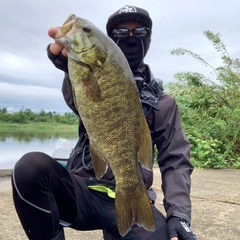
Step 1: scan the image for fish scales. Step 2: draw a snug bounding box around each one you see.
[55,14,156,236]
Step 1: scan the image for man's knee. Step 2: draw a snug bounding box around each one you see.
[12,152,54,193]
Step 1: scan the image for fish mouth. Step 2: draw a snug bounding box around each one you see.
[62,14,77,26]
[55,14,77,39]
[55,14,96,54]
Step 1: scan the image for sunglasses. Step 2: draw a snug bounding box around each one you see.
[111,27,150,39]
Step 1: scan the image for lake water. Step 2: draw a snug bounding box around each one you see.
[0,131,78,169]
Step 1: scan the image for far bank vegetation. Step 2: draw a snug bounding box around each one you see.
[0,108,79,125]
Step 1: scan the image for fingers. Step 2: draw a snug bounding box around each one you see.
[61,47,68,57]
[48,27,59,38]
[48,27,68,57]
[49,43,66,56]
[170,238,178,240]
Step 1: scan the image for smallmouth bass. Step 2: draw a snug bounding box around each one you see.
[55,14,155,236]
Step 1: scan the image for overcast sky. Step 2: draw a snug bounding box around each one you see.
[1,0,239,114]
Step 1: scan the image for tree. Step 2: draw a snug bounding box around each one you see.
[0,108,7,114]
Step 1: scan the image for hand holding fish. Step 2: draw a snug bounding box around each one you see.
[48,27,68,57]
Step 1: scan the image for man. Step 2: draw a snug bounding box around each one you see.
[11,5,197,240]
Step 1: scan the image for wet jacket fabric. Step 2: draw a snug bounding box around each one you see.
[47,46,194,224]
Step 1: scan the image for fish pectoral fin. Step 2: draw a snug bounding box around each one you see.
[90,145,108,179]
[115,181,156,237]
[85,78,102,101]
[137,118,153,170]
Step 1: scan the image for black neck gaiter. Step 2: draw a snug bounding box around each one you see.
[109,34,151,90]
[109,34,151,74]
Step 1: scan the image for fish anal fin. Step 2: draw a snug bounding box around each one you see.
[90,145,108,179]
[138,118,153,170]
[115,181,156,237]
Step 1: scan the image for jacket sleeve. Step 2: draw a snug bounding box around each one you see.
[46,44,69,73]
[61,73,79,116]
[46,44,79,116]
[153,93,194,224]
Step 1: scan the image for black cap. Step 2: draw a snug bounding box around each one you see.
[106,5,152,34]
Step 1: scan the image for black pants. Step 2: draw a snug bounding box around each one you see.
[12,152,169,240]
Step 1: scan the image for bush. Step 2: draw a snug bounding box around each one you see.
[10,111,28,124]
[168,30,240,168]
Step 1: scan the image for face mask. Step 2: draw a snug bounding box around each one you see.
[109,34,151,72]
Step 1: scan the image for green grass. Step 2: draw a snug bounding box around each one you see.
[0,123,79,141]
[0,122,78,132]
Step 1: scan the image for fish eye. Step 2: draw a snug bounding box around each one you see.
[83,25,91,33]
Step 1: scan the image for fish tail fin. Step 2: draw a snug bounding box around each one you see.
[115,181,156,237]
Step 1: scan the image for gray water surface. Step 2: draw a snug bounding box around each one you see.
[0,132,78,169]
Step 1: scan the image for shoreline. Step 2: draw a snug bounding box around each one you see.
[0,169,12,177]
[0,164,159,178]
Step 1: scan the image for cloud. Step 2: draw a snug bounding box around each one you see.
[0,82,70,113]
[0,52,63,88]
[1,0,240,113]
